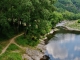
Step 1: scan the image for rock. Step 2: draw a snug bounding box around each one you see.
[36,44,46,53]
[22,29,55,60]
[31,56,40,60]
[22,54,33,60]
[26,48,43,60]
[40,55,50,60]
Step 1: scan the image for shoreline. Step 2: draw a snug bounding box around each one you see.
[22,20,80,60]
[22,29,55,60]
[64,20,80,31]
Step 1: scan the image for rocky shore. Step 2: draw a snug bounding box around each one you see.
[22,29,54,60]
[56,20,80,32]
[22,20,80,60]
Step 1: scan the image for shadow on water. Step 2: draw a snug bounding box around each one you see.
[56,26,80,34]
[44,26,80,45]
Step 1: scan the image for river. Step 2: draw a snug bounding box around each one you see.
[45,24,80,60]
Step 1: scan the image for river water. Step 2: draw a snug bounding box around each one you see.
[45,28,80,60]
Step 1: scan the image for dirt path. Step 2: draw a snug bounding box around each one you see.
[0,33,24,56]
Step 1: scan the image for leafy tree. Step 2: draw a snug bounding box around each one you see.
[62,11,75,20]
[0,0,56,40]
[49,11,63,26]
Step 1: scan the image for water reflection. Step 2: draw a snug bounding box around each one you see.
[55,33,75,43]
[46,33,80,60]
[46,42,68,60]
[74,46,80,51]
[74,57,80,60]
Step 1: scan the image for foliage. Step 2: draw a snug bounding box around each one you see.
[62,11,75,20]
[0,0,56,40]
[54,0,80,20]
[0,44,22,60]
[55,0,80,13]
[7,44,19,51]
[0,52,22,60]
[49,11,63,26]
[15,35,39,47]
[78,19,80,23]
[38,20,52,35]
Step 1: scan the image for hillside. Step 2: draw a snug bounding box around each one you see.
[55,0,80,13]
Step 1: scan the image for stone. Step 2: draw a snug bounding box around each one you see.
[40,55,50,60]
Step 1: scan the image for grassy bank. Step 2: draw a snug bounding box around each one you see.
[15,35,40,47]
[65,20,80,30]
[0,44,22,60]
[0,52,22,60]
[0,40,9,53]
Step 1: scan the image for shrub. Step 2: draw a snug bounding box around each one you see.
[78,19,80,23]
[15,35,39,47]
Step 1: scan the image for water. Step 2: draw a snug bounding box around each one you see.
[45,30,80,60]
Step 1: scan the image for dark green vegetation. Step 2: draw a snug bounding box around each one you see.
[78,19,80,23]
[55,0,80,13]
[0,1,58,60]
[0,0,61,57]
[16,35,39,47]
[0,0,80,60]
[0,0,62,45]
[0,0,59,41]
[7,44,19,51]
[55,0,80,20]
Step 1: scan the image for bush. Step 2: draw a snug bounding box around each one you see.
[15,35,39,47]
[78,19,80,23]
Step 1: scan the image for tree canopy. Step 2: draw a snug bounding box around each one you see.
[0,0,57,40]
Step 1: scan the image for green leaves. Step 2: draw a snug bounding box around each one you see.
[49,11,63,26]
[0,0,56,40]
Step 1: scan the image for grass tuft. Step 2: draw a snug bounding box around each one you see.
[15,35,39,47]
[7,44,19,51]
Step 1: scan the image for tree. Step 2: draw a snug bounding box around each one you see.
[0,0,56,40]
[49,11,63,26]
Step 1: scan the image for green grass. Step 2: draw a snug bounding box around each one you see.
[0,40,9,53]
[7,44,19,51]
[0,32,18,53]
[0,51,22,60]
[15,35,39,47]
[65,20,80,30]
[0,44,22,60]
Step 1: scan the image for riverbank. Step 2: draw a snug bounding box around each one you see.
[64,20,80,31]
[22,29,55,60]
[23,20,80,60]
[0,29,56,60]
[1,20,79,60]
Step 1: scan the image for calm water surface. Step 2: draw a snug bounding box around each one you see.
[45,31,80,60]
